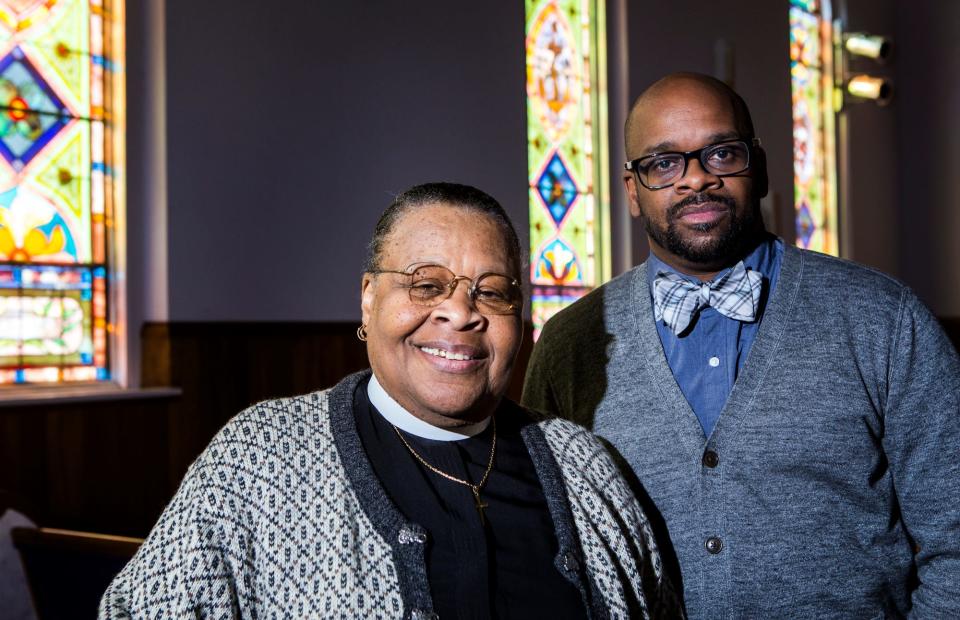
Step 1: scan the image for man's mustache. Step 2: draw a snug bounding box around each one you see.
[667,193,736,219]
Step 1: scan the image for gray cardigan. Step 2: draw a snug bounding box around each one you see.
[99,370,679,619]
[523,244,960,619]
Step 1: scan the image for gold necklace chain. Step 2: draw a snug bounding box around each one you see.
[393,417,497,525]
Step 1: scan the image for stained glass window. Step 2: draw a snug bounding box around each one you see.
[0,0,124,385]
[525,0,610,339]
[790,0,839,255]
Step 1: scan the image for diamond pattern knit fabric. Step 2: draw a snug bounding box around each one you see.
[538,418,675,619]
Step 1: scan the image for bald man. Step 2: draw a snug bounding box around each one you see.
[522,73,960,618]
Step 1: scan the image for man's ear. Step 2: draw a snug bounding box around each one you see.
[623,173,643,218]
[753,146,769,199]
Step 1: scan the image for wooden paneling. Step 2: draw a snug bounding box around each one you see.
[142,322,372,486]
[0,395,177,537]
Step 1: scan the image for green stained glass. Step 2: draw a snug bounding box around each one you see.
[790,0,819,13]
[790,0,838,255]
[0,0,123,385]
[525,0,610,339]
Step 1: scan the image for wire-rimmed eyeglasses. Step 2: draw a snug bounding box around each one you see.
[624,138,760,190]
[370,263,522,315]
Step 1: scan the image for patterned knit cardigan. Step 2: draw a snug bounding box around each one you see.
[99,371,677,619]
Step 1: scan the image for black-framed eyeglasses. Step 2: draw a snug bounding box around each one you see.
[370,263,523,316]
[624,138,760,190]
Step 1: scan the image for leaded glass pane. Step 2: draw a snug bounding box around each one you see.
[0,0,122,385]
[790,0,839,255]
[525,0,610,339]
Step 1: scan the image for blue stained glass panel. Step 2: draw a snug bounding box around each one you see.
[0,47,70,170]
[536,152,578,225]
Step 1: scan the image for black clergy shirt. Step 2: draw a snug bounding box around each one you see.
[353,379,586,619]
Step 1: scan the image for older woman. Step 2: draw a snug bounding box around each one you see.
[100,183,679,619]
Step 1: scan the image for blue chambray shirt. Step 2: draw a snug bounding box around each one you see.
[647,235,783,437]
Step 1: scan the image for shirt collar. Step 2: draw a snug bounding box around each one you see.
[367,372,491,442]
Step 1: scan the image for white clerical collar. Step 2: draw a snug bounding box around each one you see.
[367,373,490,441]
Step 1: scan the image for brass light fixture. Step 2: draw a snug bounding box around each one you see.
[838,30,894,106]
[846,75,892,102]
[844,33,891,61]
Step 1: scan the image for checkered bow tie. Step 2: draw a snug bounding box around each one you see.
[653,260,763,335]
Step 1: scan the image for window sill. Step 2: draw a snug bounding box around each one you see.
[0,384,182,408]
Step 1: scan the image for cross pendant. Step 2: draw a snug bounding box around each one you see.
[472,488,488,526]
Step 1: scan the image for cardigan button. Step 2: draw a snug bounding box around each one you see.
[702,450,719,468]
[411,609,439,620]
[705,536,723,554]
[398,526,427,545]
[562,551,580,572]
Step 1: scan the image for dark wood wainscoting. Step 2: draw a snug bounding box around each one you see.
[142,321,373,492]
[0,394,177,537]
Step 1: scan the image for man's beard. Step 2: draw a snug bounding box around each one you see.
[641,192,759,265]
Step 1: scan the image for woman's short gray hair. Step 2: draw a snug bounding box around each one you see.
[364,182,523,277]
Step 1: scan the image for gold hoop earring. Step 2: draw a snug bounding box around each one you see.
[356,324,368,342]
